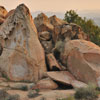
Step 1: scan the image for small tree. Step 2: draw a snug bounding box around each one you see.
[64,10,79,23]
[64,10,100,46]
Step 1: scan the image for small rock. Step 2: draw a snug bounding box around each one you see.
[32,78,58,90]
[39,31,51,41]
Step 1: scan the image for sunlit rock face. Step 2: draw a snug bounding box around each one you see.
[0,6,8,25]
[34,13,54,32]
[0,6,8,18]
[0,4,47,82]
[60,40,100,86]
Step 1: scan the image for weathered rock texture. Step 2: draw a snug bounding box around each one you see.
[34,13,88,55]
[52,23,88,43]
[60,40,100,86]
[0,6,8,18]
[0,6,8,25]
[34,13,54,32]
[49,15,67,26]
[0,4,47,82]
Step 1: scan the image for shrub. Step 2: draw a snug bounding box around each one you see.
[27,90,39,98]
[6,94,20,100]
[74,85,99,100]
[56,96,75,100]
[67,96,75,100]
[56,98,67,100]
[11,84,28,91]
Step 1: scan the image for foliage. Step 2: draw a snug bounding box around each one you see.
[6,94,20,100]
[56,98,67,100]
[67,96,75,100]
[27,90,39,98]
[56,96,75,100]
[74,84,100,100]
[64,10,100,46]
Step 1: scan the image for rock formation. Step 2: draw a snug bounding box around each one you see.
[59,40,100,86]
[34,13,54,32]
[0,4,47,82]
[47,71,87,88]
[1,3,100,100]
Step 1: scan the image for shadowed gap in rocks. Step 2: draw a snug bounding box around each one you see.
[54,81,73,90]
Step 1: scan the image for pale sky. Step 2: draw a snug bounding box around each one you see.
[0,0,100,12]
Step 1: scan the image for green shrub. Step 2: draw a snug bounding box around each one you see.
[56,96,75,100]
[56,98,67,100]
[67,96,75,100]
[74,85,99,100]
[27,90,39,98]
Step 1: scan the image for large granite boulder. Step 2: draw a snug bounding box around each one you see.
[60,40,100,86]
[0,4,47,82]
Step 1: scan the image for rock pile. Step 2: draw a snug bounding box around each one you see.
[0,4,100,97]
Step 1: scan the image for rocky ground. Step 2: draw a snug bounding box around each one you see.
[0,3,100,100]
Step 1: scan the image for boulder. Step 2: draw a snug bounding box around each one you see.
[32,78,58,90]
[0,4,47,82]
[70,23,87,40]
[52,23,88,43]
[0,6,8,18]
[39,31,51,41]
[46,53,62,71]
[49,15,67,26]
[34,13,54,32]
[60,40,100,86]
[47,71,87,88]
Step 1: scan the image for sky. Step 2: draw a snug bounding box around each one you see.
[0,0,100,13]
